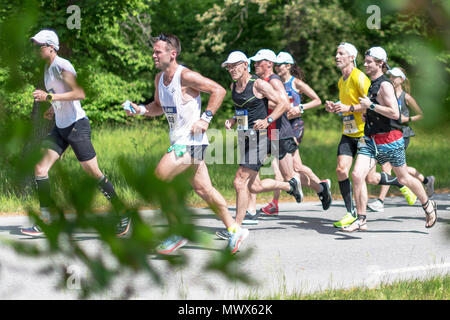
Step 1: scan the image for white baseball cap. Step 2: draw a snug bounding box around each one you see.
[31,29,59,51]
[365,46,388,63]
[249,49,277,62]
[275,51,295,64]
[387,67,406,80]
[221,51,249,67]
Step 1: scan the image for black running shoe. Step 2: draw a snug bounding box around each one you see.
[318,179,332,210]
[287,177,303,203]
[116,216,132,237]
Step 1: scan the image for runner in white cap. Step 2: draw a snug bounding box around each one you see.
[343,47,437,232]
[124,33,239,254]
[215,51,303,247]
[368,66,435,212]
[241,48,305,225]
[21,29,131,237]
[257,51,332,218]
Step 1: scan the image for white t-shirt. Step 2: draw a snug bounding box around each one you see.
[158,65,209,146]
[44,56,86,128]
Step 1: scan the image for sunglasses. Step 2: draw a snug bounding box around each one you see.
[154,33,176,48]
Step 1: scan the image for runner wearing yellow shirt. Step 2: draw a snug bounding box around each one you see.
[325,43,416,228]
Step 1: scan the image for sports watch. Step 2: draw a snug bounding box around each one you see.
[201,110,214,123]
[267,116,274,124]
[369,103,376,111]
[46,93,53,102]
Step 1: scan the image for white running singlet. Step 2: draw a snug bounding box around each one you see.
[158,65,209,146]
[44,56,86,128]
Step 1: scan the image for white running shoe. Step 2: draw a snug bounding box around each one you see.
[367,199,384,212]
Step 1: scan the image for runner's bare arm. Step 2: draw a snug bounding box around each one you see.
[32,70,85,102]
[253,78,289,129]
[403,93,424,123]
[126,73,164,117]
[359,82,399,120]
[294,78,322,110]
[181,69,226,134]
[181,69,226,115]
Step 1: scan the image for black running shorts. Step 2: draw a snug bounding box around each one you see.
[337,134,361,158]
[42,117,97,162]
[271,137,298,160]
[238,130,270,172]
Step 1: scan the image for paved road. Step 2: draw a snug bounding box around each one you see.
[0,194,449,299]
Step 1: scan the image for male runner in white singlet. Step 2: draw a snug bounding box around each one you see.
[124,33,241,254]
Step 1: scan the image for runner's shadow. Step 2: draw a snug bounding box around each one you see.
[0,225,24,236]
[277,217,362,240]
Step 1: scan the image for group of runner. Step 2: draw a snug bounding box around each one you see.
[21,30,438,255]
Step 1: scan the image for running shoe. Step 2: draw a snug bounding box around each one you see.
[400,185,417,205]
[227,228,249,254]
[318,179,332,210]
[261,201,279,217]
[287,177,303,203]
[20,225,44,237]
[216,229,231,240]
[333,211,357,228]
[156,235,188,254]
[424,176,435,198]
[367,199,384,212]
[341,218,368,232]
[116,216,132,237]
[242,210,259,225]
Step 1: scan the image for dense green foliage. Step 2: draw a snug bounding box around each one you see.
[0,0,448,126]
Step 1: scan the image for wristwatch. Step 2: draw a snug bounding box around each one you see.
[46,93,53,102]
[201,110,214,123]
[369,103,376,111]
[267,116,274,124]
[350,105,355,112]
[299,104,304,114]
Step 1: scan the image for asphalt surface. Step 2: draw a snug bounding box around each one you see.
[0,194,449,299]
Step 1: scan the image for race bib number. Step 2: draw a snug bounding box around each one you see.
[342,114,358,134]
[163,106,177,130]
[235,109,248,131]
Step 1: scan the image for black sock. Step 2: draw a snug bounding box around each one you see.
[338,178,354,214]
[35,176,51,208]
[98,175,118,202]
[423,177,429,185]
[379,172,403,188]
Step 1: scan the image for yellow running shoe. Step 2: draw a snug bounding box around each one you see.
[333,212,357,228]
[400,186,417,205]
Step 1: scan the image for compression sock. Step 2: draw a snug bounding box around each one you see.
[35,175,52,223]
[98,175,118,202]
[339,178,355,216]
[379,172,403,188]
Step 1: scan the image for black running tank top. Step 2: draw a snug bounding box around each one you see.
[232,75,268,130]
[365,75,402,136]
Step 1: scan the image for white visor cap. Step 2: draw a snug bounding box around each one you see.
[387,67,406,80]
[338,42,358,59]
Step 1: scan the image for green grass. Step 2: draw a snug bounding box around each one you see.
[1,123,449,213]
[256,275,450,300]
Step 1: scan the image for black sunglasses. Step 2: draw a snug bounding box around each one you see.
[154,33,174,47]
